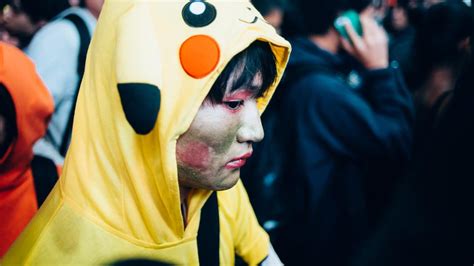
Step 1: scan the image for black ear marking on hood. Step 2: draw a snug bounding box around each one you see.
[182,0,217,28]
[117,83,160,135]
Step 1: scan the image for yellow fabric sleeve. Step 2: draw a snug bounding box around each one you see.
[218,180,269,265]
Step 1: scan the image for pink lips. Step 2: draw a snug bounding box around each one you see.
[225,152,253,170]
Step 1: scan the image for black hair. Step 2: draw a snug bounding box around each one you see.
[206,40,277,103]
[282,0,371,36]
[20,0,70,23]
[0,83,17,158]
[397,0,411,9]
[414,2,474,83]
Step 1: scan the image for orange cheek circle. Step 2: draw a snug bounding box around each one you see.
[180,35,220,79]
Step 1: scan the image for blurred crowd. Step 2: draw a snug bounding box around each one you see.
[0,0,102,256]
[0,0,473,264]
[244,0,474,265]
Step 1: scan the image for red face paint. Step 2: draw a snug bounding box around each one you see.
[176,141,210,170]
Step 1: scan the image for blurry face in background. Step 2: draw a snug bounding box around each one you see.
[176,74,264,191]
[84,0,104,19]
[0,4,18,47]
[392,6,409,31]
[1,0,41,47]
[264,7,283,33]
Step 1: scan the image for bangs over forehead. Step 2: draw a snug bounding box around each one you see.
[207,41,277,103]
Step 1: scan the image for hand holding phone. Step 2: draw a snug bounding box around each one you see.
[334,10,363,40]
[339,14,389,70]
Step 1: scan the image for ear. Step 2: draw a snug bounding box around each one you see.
[115,4,162,135]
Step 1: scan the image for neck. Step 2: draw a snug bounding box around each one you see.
[419,67,457,108]
[180,185,191,204]
[179,185,191,226]
[309,29,340,54]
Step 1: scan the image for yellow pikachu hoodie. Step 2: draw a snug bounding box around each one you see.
[3,0,290,264]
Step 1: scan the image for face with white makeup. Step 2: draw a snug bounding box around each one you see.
[176,41,277,192]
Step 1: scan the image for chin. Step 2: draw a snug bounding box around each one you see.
[211,174,240,191]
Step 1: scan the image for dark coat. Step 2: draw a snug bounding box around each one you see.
[246,37,415,265]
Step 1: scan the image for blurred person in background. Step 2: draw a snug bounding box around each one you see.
[384,0,416,83]
[0,42,53,257]
[11,0,104,165]
[2,0,69,49]
[411,1,473,150]
[251,0,286,32]
[402,0,427,27]
[243,0,415,264]
[353,10,474,265]
[424,0,444,6]
[425,0,467,7]
[0,0,103,212]
[398,0,467,28]
[0,0,20,46]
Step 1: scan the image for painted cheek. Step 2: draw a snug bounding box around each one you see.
[176,141,211,170]
[211,121,241,155]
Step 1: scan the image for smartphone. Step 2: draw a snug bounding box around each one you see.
[334,10,363,40]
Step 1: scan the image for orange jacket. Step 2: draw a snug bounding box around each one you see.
[0,43,54,257]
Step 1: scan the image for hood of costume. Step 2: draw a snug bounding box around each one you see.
[3,0,290,264]
[0,43,53,257]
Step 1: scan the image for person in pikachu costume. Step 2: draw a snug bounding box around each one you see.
[3,0,291,265]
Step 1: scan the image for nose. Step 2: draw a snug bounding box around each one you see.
[236,100,264,143]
